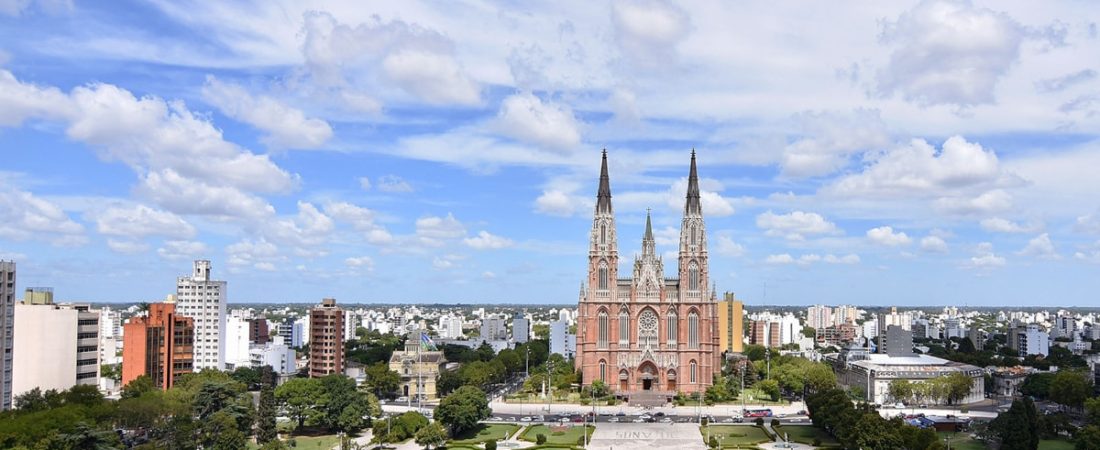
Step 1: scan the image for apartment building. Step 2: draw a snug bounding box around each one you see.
[309,298,345,377]
[0,261,15,410]
[175,260,227,370]
[122,302,194,389]
[11,301,100,401]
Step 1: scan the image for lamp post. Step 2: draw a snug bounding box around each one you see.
[546,359,554,416]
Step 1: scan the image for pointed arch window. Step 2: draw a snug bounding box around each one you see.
[690,225,696,246]
[599,360,607,382]
[638,309,659,349]
[688,262,699,291]
[597,311,609,349]
[598,262,609,291]
[688,311,700,349]
[690,360,698,384]
[618,309,630,346]
[667,310,678,345]
[600,223,606,244]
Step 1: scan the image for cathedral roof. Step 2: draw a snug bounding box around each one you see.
[596,149,612,214]
[685,149,702,216]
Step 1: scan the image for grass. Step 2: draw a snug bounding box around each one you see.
[1038,439,1075,450]
[701,425,774,447]
[935,432,1075,450]
[449,424,521,444]
[772,424,839,446]
[519,424,594,445]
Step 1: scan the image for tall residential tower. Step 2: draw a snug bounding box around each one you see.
[175,260,227,370]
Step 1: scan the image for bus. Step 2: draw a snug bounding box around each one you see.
[743,409,773,418]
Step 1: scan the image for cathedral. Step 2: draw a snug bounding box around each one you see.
[576,150,721,399]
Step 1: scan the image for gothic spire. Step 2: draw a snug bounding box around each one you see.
[642,208,656,256]
[596,149,612,214]
[684,149,702,215]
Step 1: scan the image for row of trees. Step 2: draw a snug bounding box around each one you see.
[806,388,947,449]
[1019,370,1094,410]
[371,386,491,448]
[701,345,838,404]
[274,375,381,432]
[886,373,974,406]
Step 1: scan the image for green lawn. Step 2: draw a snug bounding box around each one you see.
[936,432,1074,450]
[772,425,839,446]
[247,433,344,450]
[519,424,594,445]
[449,424,521,444]
[701,425,774,447]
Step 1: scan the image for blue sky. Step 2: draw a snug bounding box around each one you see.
[1,0,1099,306]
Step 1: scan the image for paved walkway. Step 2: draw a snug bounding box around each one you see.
[588,423,706,450]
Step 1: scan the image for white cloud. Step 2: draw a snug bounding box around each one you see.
[416,213,466,246]
[299,12,479,106]
[1075,210,1100,234]
[0,186,85,244]
[715,235,745,257]
[201,76,332,150]
[612,0,691,68]
[0,69,69,126]
[1017,233,1058,259]
[464,230,514,250]
[666,177,735,217]
[106,239,149,254]
[534,190,583,217]
[1035,69,1096,93]
[824,254,861,264]
[765,253,858,266]
[866,226,912,246]
[482,271,496,279]
[920,235,949,253]
[980,217,1039,233]
[358,177,372,190]
[780,109,891,178]
[137,169,275,220]
[827,136,1009,197]
[966,242,1006,269]
[756,210,839,241]
[345,256,374,270]
[377,175,413,193]
[260,202,334,253]
[1074,241,1100,264]
[93,204,194,238]
[225,238,281,269]
[432,254,465,270]
[765,253,796,265]
[877,0,1027,107]
[932,189,1013,215]
[157,240,209,261]
[495,93,582,152]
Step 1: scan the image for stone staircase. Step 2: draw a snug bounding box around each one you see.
[628,390,672,407]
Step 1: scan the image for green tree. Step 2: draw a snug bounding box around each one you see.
[744,345,766,362]
[193,380,252,432]
[275,377,323,429]
[373,411,429,443]
[256,366,278,444]
[1020,372,1055,399]
[318,374,371,432]
[1076,425,1100,450]
[414,422,448,450]
[802,363,837,394]
[1049,370,1093,410]
[121,375,157,399]
[990,397,1040,450]
[58,422,120,450]
[204,409,249,450]
[942,372,974,405]
[589,379,609,398]
[230,366,262,389]
[436,386,491,435]
[363,363,401,398]
[888,379,913,404]
[757,379,780,401]
[1085,397,1100,424]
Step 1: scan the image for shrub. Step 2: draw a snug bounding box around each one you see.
[771,418,780,428]
[576,436,586,446]
[536,434,547,445]
[701,417,709,426]
[709,436,719,448]
[812,438,822,446]
[484,440,496,450]
[960,407,969,414]
[580,397,590,405]
[754,417,764,427]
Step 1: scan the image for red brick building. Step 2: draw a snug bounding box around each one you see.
[122,302,194,389]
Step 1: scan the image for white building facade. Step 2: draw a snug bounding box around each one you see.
[175,260,227,370]
[11,303,100,402]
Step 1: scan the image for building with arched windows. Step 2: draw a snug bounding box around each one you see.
[576,151,721,400]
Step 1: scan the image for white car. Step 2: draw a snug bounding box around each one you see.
[632,418,646,423]
[894,403,905,409]
[608,417,620,423]
[520,416,533,422]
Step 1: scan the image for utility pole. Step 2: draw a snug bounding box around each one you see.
[546,359,553,417]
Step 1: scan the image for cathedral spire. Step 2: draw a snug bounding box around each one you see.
[685,149,702,216]
[642,208,656,257]
[596,149,612,214]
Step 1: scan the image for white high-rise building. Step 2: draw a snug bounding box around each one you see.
[833,305,858,326]
[437,314,464,339]
[12,302,100,402]
[175,260,227,370]
[806,305,833,330]
[224,315,251,369]
[512,312,530,343]
[550,319,575,358]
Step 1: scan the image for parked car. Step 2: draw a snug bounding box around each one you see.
[632,418,646,423]
[894,403,905,409]
[616,412,627,417]
[394,396,408,403]
[720,418,734,423]
[609,417,620,423]
[520,416,533,422]
[660,418,672,423]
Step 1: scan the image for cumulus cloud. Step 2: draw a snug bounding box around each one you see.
[780,109,891,178]
[1035,69,1097,93]
[299,12,479,106]
[920,235,949,253]
[225,238,281,269]
[965,242,1005,269]
[157,240,209,261]
[1075,210,1100,234]
[358,177,372,190]
[416,213,466,246]
[495,92,582,151]
[535,190,584,217]
[980,217,1039,233]
[261,202,334,252]
[464,230,514,250]
[345,256,374,270]
[0,185,85,244]
[137,170,275,220]
[866,226,912,246]
[1074,241,1100,263]
[376,175,413,193]
[765,253,859,266]
[666,177,734,217]
[106,239,149,254]
[93,204,195,238]
[201,76,332,149]
[933,189,1013,215]
[715,235,745,257]
[877,0,1027,107]
[612,0,691,68]
[432,254,464,270]
[0,69,69,126]
[1017,233,1058,259]
[324,202,392,245]
[756,210,839,241]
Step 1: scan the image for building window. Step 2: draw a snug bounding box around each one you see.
[618,309,629,346]
[598,262,609,291]
[599,360,606,382]
[638,309,658,349]
[600,224,606,244]
[688,312,699,349]
[690,360,697,384]
[688,262,699,291]
[597,311,609,349]
[667,310,678,345]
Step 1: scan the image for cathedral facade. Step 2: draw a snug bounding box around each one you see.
[576,151,721,398]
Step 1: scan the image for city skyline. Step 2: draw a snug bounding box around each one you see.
[2,2,1100,306]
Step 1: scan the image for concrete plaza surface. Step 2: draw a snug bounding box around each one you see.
[587,423,705,450]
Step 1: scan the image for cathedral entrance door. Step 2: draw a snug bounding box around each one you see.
[643,379,652,390]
